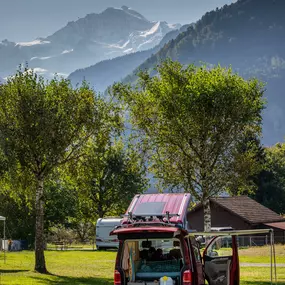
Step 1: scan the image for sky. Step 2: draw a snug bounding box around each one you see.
[0,0,236,42]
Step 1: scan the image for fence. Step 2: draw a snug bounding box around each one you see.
[237,235,285,247]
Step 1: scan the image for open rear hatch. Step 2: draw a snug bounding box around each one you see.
[111,226,190,285]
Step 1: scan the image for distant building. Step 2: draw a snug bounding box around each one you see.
[187,196,285,244]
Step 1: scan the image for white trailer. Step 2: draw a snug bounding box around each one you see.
[95,217,122,250]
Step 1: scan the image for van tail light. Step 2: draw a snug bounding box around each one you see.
[114,270,121,285]
[183,269,192,285]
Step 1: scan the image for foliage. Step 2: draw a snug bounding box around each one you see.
[0,68,108,273]
[251,143,285,214]
[0,192,35,246]
[44,172,79,230]
[73,137,148,219]
[113,60,265,231]
[0,174,78,246]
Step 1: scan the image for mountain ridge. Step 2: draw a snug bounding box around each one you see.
[0,6,180,79]
[68,24,190,92]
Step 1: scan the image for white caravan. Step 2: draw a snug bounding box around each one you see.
[95,217,122,250]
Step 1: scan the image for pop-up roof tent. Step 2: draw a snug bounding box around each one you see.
[0,215,6,263]
[121,193,191,228]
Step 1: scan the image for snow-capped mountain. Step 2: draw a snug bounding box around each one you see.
[0,6,180,79]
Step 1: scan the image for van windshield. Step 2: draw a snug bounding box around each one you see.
[121,238,183,281]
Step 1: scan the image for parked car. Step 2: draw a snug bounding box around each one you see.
[96,217,122,250]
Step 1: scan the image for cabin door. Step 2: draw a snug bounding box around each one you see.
[203,236,239,285]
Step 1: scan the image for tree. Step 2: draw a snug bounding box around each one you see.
[113,60,265,231]
[74,138,148,219]
[0,69,107,273]
[251,143,285,214]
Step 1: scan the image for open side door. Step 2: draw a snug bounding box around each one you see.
[203,236,239,285]
[189,236,205,285]
[187,229,276,285]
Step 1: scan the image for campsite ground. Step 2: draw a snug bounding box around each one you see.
[0,246,284,284]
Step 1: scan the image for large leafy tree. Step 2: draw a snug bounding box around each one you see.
[113,60,265,231]
[0,69,107,273]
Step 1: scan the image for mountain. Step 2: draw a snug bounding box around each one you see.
[123,0,285,146]
[0,6,180,79]
[68,24,190,92]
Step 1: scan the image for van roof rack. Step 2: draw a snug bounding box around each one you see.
[121,211,181,226]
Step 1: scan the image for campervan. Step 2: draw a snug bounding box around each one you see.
[111,193,276,285]
[111,193,205,285]
[96,217,122,250]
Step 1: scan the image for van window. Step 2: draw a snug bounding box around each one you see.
[206,236,233,257]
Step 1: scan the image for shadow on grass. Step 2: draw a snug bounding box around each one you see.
[31,275,113,285]
[0,269,29,274]
[46,249,117,252]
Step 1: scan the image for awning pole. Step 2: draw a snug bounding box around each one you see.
[270,230,273,285]
[4,219,6,264]
[272,231,277,284]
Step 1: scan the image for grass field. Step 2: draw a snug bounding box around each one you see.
[0,246,284,284]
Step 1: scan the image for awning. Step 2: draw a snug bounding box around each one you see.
[187,229,272,237]
[265,221,285,230]
[0,216,5,221]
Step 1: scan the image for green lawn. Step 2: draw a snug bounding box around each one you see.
[214,245,285,264]
[0,247,284,284]
[239,245,285,264]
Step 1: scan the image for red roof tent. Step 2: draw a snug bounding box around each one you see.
[122,193,191,227]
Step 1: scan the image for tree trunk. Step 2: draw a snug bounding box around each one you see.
[34,175,47,273]
[203,198,211,232]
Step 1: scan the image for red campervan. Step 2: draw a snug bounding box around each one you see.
[110,193,240,285]
[111,193,199,285]
[111,193,276,285]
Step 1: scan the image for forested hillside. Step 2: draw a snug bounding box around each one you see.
[124,0,285,145]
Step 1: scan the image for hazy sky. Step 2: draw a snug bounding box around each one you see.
[1,0,236,42]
